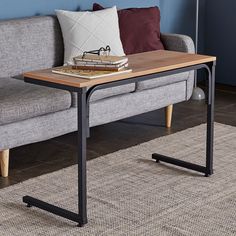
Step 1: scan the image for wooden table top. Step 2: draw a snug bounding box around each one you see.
[24,50,216,88]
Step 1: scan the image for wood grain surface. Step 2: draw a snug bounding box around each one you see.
[24,50,216,88]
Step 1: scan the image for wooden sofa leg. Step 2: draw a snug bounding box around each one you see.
[165,105,173,128]
[0,150,10,177]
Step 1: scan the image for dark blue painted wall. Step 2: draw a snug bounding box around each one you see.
[160,0,196,37]
[0,0,79,20]
[160,0,235,86]
[159,0,206,54]
[78,0,159,10]
[0,0,199,48]
[205,0,236,86]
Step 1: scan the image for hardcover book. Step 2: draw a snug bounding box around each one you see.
[73,54,128,65]
[72,62,128,72]
[52,66,132,79]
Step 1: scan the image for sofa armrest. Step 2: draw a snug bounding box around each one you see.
[161,33,195,53]
[161,33,195,100]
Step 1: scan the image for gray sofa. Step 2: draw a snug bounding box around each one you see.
[0,16,195,177]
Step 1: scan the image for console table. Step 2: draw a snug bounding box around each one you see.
[23,50,216,227]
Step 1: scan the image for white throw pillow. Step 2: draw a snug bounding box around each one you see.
[56,7,125,65]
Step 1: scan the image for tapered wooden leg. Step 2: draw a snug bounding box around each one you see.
[165,105,173,128]
[0,149,9,177]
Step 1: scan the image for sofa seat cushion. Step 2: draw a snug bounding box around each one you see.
[71,83,136,107]
[90,83,136,102]
[0,78,72,125]
[136,72,190,91]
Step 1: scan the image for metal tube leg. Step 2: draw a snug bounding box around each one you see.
[205,62,216,177]
[152,62,216,177]
[22,90,89,226]
[77,89,88,226]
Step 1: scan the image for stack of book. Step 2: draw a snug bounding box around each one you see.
[52,54,132,79]
[73,55,129,72]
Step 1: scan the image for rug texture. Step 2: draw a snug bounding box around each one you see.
[0,123,235,236]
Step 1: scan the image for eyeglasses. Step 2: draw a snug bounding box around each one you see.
[82,45,111,59]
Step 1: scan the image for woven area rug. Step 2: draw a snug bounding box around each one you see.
[0,123,236,236]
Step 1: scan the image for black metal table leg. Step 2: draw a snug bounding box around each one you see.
[77,88,88,227]
[23,196,81,222]
[23,88,88,227]
[152,61,216,177]
[205,62,215,177]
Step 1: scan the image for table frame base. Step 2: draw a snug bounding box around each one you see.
[23,61,216,226]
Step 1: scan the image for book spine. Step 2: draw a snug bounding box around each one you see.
[74,58,128,65]
[75,60,128,66]
[75,62,128,67]
[72,65,125,72]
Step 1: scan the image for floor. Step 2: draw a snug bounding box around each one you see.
[1,85,235,189]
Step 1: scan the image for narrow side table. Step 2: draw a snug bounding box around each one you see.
[23,50,216,226]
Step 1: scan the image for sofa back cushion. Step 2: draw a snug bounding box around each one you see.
[56,7,125,65]
[93,3,164,55]
[0,16,64,77]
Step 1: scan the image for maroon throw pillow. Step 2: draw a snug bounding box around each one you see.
[93,3,164,55]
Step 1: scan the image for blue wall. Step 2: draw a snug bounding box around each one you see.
[0,0,79,20]
[160,0,235,86]
[0,0,158,20]
[0,0,197,46]
[160,0,196,36]
[159,0,206,54]
[78,0,159,10]
[205,0,236,86]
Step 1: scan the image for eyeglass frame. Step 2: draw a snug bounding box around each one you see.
[82,45,111,59]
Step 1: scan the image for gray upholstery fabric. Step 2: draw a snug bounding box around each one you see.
[136,72,190,91]
[0,108,77,150]
[186,71,195,100]
[161,33,195,53]
[71,84,136,107]
[13,74,135,107]
[0,81,187,150]
[0,16,64,77]
[0,78,71,125]
[89,81,187,127]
